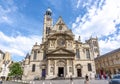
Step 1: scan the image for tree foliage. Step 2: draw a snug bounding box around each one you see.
[9,62,23,77]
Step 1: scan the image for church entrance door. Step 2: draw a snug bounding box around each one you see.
[77,69,82,77]
[42,69,46,78]
[58,67,64,77]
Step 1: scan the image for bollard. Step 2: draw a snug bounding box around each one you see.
[42,81,45,84]
[33,81,35,84]
[71,81,73,84]
[30,81,32,84]
[49,81,52,84]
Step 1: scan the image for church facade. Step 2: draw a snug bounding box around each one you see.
[22,8,100,80]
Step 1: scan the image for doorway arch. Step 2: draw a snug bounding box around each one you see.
[57,61,66,77]
[76,64,82,77]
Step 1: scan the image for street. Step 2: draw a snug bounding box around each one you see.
[3,79,109,84]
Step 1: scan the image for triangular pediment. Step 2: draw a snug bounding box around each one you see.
[47,48,75,55]
[52,16,69,31]
[56,16,65,25]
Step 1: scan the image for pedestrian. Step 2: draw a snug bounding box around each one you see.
[108,73,112,79]
[84,74,89,84]
[70,75,73,84]
[85,74,88,80]
[0,78,2,84]
[84,78,89,84]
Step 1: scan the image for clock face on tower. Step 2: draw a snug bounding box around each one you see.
[57,38,65,46]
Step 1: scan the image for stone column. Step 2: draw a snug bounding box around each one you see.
[54,60,57,77]
[46,60,50,79]
[73,60,76,77]
[66,60,69,77]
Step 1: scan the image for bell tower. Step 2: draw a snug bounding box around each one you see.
[42,8,53,43]
[86,37,100,58]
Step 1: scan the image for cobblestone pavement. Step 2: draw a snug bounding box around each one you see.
[34,79,109,84]
[3,79,109,84]
[3,81,28,84]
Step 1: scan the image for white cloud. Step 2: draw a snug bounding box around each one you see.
[76,0,81,8]
[72,0,120,54]
[0,31,41,57]
[0,0,18,24]
[99,34,120,54]
[1,16,12,24]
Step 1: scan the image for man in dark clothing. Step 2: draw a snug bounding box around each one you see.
[84,74,89,84]
[70,76,73,84]
[85,74,89,80]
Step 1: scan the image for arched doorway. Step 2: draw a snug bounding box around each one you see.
[57,61,66,77]
[76,64,82,77]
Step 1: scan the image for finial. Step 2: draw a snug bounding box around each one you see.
[35,42,37,45]
[78,36,81,42]
[90,35,92,38]
[96,36,98,39]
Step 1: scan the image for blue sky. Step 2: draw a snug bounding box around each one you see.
[0,0,120,61]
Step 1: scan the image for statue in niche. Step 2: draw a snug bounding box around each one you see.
[52,41,55,47]
[50,60,54,66]
[50,40,55,47]
[67,41,72,47]
[50,67,54,72]
[59,25,62,30]
[69,67,72,72]
[68,60,72,65]
[70,41,72,47]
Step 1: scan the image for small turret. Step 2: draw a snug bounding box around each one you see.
[42,8,53,43]
[25,53,30,64]
[86,37,100,58]
[78,36,81,42]
[46,8,52,16]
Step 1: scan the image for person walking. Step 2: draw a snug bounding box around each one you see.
[84,74,89,84]
[0,78,2,84]
[70,75,73,84]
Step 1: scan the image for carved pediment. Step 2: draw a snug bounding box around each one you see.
[48,33,73,40]
[53,49,68,54]
[47,48,75,55]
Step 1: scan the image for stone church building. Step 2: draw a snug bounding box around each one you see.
[22,8,100,80]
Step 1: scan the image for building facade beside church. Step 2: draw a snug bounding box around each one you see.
[22,8,100,80]
[0,50,12,80]
[95,48,120,76]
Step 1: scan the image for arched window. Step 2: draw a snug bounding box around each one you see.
[76,49,80,58]
[59,25,62,30]
[33,51,37,60]
[43,50,46,59]
[46,27,50,34]
[88,63,92,71]
[93,41,97,46]
[86,49,90,59]
[32,64,36,72]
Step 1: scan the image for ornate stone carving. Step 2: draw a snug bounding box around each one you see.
[76,64,82,69]
[50,67,54,72]
[57,61,65,67]
[50,60,54,66]
[57,38,65,46]
[68,60,72,65]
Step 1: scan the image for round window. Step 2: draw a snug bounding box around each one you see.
[57,38,65,46]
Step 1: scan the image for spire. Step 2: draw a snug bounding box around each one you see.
[78,36,81,42]
[25,53,29,59]
[56,16,65,25]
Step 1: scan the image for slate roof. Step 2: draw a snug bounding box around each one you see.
[95,48,120,60]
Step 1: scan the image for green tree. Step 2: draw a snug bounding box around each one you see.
[9,62,23,79]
